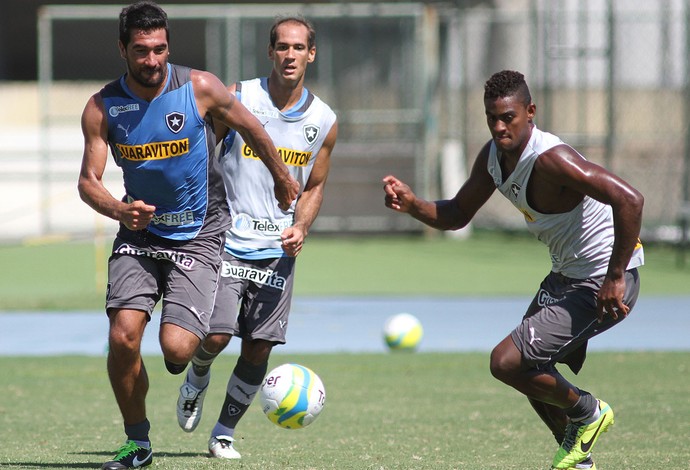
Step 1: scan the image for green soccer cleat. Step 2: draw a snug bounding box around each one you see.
[102,440,152,470]
[568,454,596,469]
[552,400,613,469]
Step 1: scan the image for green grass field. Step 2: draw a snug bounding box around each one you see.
[1,352,688,469]
[1,231,689,310]
[1,232,688,469]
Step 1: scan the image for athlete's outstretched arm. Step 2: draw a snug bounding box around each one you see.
[192,70,298,210]
[77,93,155,230]
[281,122,338,257]
[383,141,496,230]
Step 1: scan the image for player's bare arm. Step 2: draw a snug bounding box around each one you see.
[211,83,239,140]
[535,145,644,320]
[192,70,299,210]
[383,141,496,230]
[78,93,155,230]
[282,122,338,257]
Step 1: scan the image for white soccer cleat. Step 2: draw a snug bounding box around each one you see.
[208,435,241,459]
[176,381,207,432]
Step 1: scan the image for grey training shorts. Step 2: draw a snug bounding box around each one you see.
[208,252,295,344]
[511,268,640,374]
[106,231,225,340]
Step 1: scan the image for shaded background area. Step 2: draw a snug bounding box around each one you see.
[1,0,689,244]
[0,0,488,81]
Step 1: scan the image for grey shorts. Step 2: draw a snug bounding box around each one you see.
[106,231,225,340]
[209,252,295,343]
[511,268,640,374]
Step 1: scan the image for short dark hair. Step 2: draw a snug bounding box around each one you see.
[119,1,169,47]
[269,16,316,50]
[484,70,532,106]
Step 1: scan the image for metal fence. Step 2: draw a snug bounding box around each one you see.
[3,0,687,242]
[443,0,690,243]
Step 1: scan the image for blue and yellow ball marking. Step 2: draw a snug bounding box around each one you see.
[267,364,314,429]
[384,313,423,351]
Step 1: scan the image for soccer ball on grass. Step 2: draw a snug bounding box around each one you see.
[259,363,326,429]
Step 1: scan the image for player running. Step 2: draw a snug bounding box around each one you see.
[383,70,643,469]
[175,15,337,459]
[78,2,298,468]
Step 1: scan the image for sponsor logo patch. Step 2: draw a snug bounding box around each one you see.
[114,243,196,269]
[116,138,189,161]
[109,103,139,117]
[221,261,286,290]
[248,106,279,119]
[537,289,560,307]
[232,212,292,234]
[151,210,195,226]
[241,143,311,167]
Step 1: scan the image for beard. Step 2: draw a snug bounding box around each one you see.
[128,62,167,89]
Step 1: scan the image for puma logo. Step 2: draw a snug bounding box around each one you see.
[529,326,542,345]
[117,123,130,138]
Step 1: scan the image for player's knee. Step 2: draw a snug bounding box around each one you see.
[161,342,195,364]
[489,346,518,383]
[159,323,200,361]
[242,339,274,365]
[107,311,146,354]
[489,352,504,381]
[160,339,197,370]
[164,358,187,375]
[203,333,231,354]
[489,335,524,383]
[108,328,142,355]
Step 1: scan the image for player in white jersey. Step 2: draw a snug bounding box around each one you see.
[382,70,644,470]
[175,16,337,459]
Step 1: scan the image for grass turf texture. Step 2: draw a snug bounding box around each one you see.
[1,352,688,469]
[1,231,689,310]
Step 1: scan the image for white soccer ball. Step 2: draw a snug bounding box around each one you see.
[259,363,326,429]
[383,313,423,351]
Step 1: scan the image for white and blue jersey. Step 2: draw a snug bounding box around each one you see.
[101,63,229,241]
[220,77,336,259]
[487,126,644,278]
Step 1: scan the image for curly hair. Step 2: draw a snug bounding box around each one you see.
[484,70,532,105]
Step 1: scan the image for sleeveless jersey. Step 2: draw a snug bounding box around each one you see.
[487,126,644,278]
[220,77,337,258]
[101,63,229,241]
